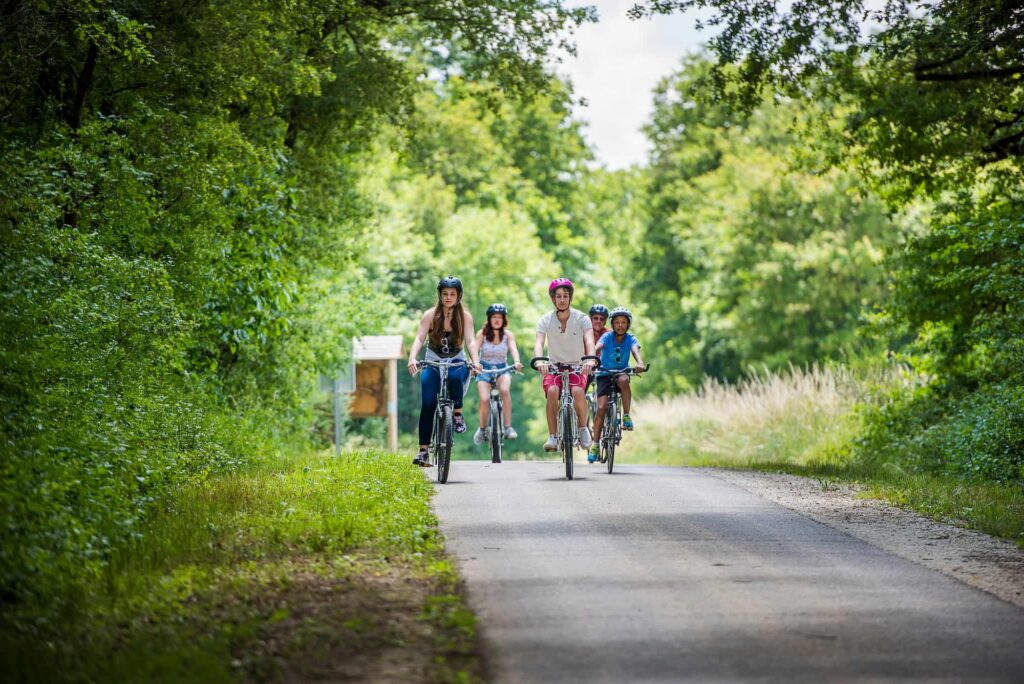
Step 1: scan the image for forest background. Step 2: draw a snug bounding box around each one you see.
[2,0,1021,652]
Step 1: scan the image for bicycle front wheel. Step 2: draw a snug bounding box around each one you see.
[437,405,453,484]
[605,399,617,474]
[489,400,502,464]
[561,406,574,480]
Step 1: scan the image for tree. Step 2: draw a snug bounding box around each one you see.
[636,57,900,390]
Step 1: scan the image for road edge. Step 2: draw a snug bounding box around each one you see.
[700,467,1024,610]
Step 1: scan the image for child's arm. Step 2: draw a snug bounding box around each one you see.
[507,331,523,370]
[631,342,646,372]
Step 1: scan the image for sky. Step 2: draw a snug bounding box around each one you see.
[556,0,714,170]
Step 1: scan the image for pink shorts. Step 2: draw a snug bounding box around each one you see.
[543,371,587,394]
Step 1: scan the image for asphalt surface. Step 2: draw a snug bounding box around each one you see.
[432,460,1024,683]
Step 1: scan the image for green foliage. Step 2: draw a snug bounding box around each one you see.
[852,382,1024,483]
[0,0,593,636]
[631,1,1024,191]
[633,4,1023,495]
[637,56,899,390]
[892,194,1024,385]
[1,449,473,682]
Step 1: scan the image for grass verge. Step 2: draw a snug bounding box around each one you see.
[1,448,482,683]
[625,365,1024,546]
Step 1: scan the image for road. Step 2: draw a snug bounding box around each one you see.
[432,461,1024,683]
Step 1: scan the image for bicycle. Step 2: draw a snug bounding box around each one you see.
[531,355,600,480]
[597,364,648,474]
[416,358,470,484]
[478,364,518,464]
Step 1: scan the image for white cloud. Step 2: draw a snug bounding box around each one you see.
[557,0,711,169]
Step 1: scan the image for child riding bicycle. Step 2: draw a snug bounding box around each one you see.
[533,278,597,453]
[473,303,524,444]
[589,307,646,463]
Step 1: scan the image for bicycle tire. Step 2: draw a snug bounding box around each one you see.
[437,405,453,484]
[489,399,502,463]
[561,405,574,480]
[606,398,617,474]
[429,409,442,464]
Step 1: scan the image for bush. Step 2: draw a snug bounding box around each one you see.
[852,380,1024,482]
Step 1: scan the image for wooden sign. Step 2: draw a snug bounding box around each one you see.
[349,361,387,417]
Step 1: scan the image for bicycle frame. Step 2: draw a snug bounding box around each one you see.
[417,358,469,484]
[597,365,648,474]
[479,365,516,464]
[531,355,599,480]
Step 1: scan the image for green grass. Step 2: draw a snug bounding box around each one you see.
[627,365,1024,546]
[1,448,481,683]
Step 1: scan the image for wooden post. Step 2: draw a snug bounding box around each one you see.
[387,358,398,451]
[333,377,345,455]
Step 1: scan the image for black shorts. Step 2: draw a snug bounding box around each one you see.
[596,374,627,398]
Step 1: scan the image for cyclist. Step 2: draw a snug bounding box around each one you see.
[585,304,610,397]
[473,303,524,444]
[589,304,610,341]
[407,275,482,467]
[589,306,646,463]
[534,278,597,452]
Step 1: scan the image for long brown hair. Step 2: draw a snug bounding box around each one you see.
[429,300,465,350]
[481,313,507,344]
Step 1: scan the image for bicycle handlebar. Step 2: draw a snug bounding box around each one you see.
[479,364,519,374]
[530,355,601,374]
[598,363,650,377]
[415,359,470,372]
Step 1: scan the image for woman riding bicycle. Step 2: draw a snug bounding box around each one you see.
[407,275,482,467]
[473,303,524,445]
[533,277,597,452]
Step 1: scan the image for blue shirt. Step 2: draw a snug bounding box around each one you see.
[597,332,639,374]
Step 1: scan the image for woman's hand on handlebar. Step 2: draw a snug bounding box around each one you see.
[514,361,523,372]
[407,359,419,376]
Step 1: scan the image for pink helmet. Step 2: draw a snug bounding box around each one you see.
[548,277,574,299]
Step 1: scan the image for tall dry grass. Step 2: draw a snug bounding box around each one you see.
[623,364,890,467]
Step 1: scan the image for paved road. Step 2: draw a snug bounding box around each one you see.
[432,461,1024,683]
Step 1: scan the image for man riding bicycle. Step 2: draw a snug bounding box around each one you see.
[534,278,597,452]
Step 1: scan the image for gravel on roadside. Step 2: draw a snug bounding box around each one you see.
[702,468,1024,609]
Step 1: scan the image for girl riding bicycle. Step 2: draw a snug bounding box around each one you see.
[589,307,645,462]
[473,304,524,445]
[407,275,482,467]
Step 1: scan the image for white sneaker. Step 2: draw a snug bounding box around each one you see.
[504,426,518,440]
[543,435,558,452]
[473,427,486,445]
[579,427,593,449]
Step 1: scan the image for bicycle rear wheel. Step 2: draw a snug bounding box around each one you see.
[437,405,453,484]
[561,405,574,480]
[605,398,617,474]
[489,399,502,464]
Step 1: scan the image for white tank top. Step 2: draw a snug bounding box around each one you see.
[480,333,508,364]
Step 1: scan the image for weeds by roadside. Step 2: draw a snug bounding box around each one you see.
[0,449,482,683]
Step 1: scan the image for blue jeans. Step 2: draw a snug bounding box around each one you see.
[419,364,469,445]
